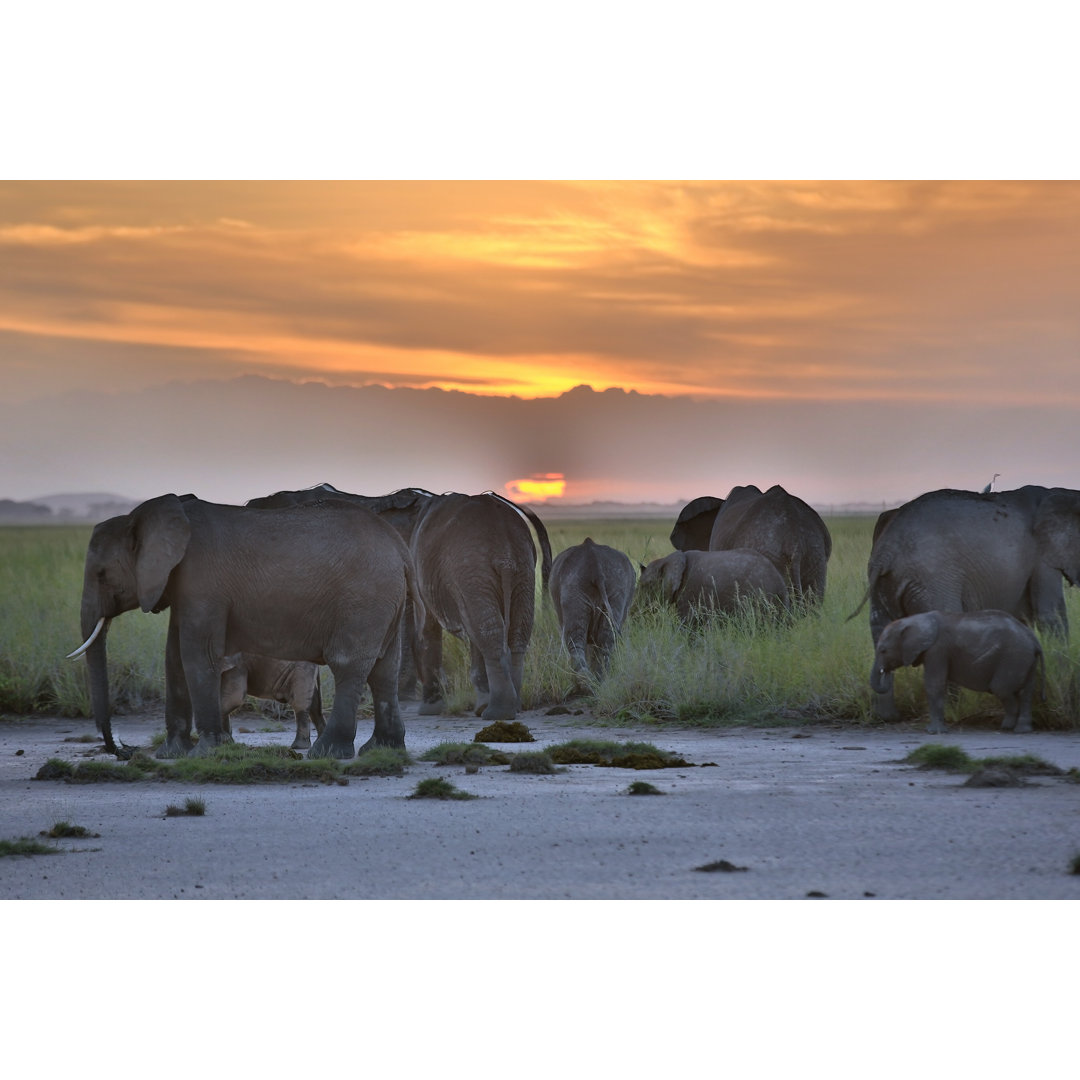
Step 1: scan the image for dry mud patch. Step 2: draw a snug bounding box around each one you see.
[2,704,1080,899]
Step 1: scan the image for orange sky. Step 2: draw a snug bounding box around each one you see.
[4,181,1080,405]
[3,181,1080,506]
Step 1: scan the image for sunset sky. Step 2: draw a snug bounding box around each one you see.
[3,180,1080,508]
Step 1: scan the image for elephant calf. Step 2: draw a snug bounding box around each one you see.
[638,549,789,622]
[549,538,636,681]
[219,653,325,750]
[870,610,1044,734]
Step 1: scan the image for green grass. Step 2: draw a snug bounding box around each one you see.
[626,780,664,795]
[418,742,511,766]
[904,744,1064,775]
[41,821,99,838]
[165,798,207,817]
[408,777,478,800]
[545,738,691,769]
[508,751,558,774]
[9,516,1080,730]
[0,837,61,857]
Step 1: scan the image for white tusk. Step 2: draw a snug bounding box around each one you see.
[66,617,106,660]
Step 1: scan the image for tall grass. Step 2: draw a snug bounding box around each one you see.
[4,517,1080,729]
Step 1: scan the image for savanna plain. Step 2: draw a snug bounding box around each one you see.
[3,516,1080,899]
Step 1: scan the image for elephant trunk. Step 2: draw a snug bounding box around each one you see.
[75,602,127,759]
[869,657,893,696]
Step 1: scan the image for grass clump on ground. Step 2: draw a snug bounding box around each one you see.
[508,751,558,774]
[165,798,207,817]
[904,744,1064,776]
[341,747,412,777]
[408,777,478,800]
[546,738,692,769]
[41,821,99,838]
[419,742,511,766]
[474,720,535,742]
[0,837,61,857]
[626,780,664,795]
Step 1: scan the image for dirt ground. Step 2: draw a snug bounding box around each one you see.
[3,703,1080,899]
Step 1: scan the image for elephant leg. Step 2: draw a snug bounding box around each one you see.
[923,662,948,735]
[158,617,195,758]
[291,707,313,750]
[357,650,406,754]
[397,597,421,700]
[480,646,519,723]
[999,694,1019,732]
[561,610,591,681]
[470,641,491,716]
[180,632,233,757]
[870,604,901,722]
[309,661,371,760]
[417,614,445,716]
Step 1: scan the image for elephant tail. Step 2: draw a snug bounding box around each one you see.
[847,564,884,623]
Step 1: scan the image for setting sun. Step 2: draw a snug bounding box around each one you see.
[506,474,567,502]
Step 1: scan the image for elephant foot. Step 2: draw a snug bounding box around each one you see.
[872,701,901,723]
[480,703,517,724]
[309,734,355,760]
[156,734,195,759]
[290,736,312,750]
[418,700,444,716]
[356,733,407,756]
[925,721,947,735]
[187,731,234,757]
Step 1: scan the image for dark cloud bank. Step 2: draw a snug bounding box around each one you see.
[3,375,1077,510]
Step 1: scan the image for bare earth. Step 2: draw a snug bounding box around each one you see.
[3,704,1080,900]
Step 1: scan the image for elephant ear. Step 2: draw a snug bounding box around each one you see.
[1034,491,1080,584]
[900,613,939,667]
[661,552,688,602]
[130,494,192,613]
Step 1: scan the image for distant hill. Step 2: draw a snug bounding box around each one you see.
[1,493,139,523]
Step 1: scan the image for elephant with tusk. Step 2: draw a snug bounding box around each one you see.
[68,493,419,760]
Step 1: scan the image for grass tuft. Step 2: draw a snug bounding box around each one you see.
[903,744,974,771]
[508,751,558,774]
[0,837,61,857]
[341,747,413,777]
[408,777,479,800]
[418,742,511,766]
[41,821,98,838]
[626,780,664,795]
[1070,853,1080,876]
[904,744,1065,776]
[546,738,692,769]
[165,798,207,816]
[473,720,535,742]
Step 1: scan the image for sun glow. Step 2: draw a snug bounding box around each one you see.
[506,474,567,501]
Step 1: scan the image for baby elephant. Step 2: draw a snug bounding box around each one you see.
[870,610,1044,734]
[219,653,325,749]
[638,549,789,621]
[549,537,636,681]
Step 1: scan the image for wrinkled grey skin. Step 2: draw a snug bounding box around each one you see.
[671,485,831,604]
[549,538,636,681]
[858,486,1080,720]
[638,548,790,622]
[871,610,1044,734]
[247,484,434,698]
[219,653,324,750]
[411,492,553,722]
[72,495,416,760]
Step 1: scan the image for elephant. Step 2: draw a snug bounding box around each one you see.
[410,492,553,722]
[247,484,436,699]
[67,494,418,760]
[549,538,636,681]
[218,653,325,750]
[670,485,832,604]
[638,548,790,622]
[856,486,1080,720]
[870,610,1044,734]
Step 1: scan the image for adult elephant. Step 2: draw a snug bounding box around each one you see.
[673,485,831,604]
[247,484,435,698]
[411,492,553,722]
[67,494,416,760]
[857,485,1080,719]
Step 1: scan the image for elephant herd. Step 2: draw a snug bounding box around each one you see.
[67,481,1080,759]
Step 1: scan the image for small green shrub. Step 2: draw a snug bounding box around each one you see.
[165,798,207,816]
[473,720,535,743]
[408,777,478,800]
